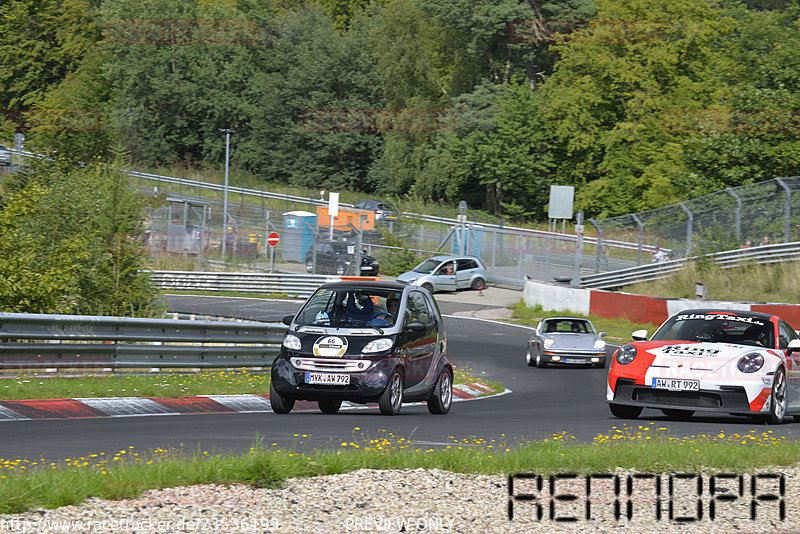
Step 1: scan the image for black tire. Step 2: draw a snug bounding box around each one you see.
[526,348,535,367]
[270,381,295,414]
[471,277,486,290]
[318,399,342,414]
[609,403,642,419]
[661,408,694,420]
[305,258,314,273]
[421,282,434,294]
[379,371,403,415]
[335,263,346,275]
[594,358,607,369]
[763,367,787,424]
[427,368,453,414]
[535,350,546,368]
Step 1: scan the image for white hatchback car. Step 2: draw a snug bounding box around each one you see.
[396,254,487,293]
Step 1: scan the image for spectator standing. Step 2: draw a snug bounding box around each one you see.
[759,236,771,247]
[651,246,666,263]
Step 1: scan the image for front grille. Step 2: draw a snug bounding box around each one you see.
[290,357,371,372]
[632,388,722,407]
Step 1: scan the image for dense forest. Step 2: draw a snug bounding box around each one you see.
[2,0,799,220]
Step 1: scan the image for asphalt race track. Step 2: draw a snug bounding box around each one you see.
[0,294,798,460]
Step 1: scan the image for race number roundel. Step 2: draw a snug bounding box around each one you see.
[313,336,348,357]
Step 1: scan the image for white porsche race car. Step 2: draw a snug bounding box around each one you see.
[607,309,800,422]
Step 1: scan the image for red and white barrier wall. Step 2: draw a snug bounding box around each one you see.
[523,278,800,327]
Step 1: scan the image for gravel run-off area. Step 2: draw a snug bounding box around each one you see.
[2,467,800,533]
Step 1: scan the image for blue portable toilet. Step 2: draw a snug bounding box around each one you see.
[453,224,484,257]
[282,211,317,262]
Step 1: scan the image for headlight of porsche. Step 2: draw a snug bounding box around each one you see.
[616,344,637,365]
[594,339,606,350]
[543,338,555,349]
[737,352,764,373]
[282,334,301,351]
[362,338,393,353]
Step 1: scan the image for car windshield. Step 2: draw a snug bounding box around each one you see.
[542,319,593,334]
[295,287,402,328]
[651,312,774,347]
[413,259,441,274]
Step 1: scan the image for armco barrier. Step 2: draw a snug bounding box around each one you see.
[524,278,800,327]
[147,271,342,298]
[0,312,285,370]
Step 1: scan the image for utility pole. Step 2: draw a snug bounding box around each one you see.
[219,128,235,263]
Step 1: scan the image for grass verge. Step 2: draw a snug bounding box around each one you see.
[0,367,502,401]
[624,260,800,304]
[0,427,796,514]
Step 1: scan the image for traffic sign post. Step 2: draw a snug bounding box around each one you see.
[267,232,279,272]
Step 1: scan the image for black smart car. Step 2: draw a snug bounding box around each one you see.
[270,281,452,415]
[305,240,379,276]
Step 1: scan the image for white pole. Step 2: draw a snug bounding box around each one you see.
[220,129,234,262]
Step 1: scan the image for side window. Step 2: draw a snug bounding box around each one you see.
[436,261,455,275]
[778,321,797,350]
[456,259,471,271]
[406,292,432,325]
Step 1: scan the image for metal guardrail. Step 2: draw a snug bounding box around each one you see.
[148,271,341,298]
[0,312,286,370]
[580,242,800,289]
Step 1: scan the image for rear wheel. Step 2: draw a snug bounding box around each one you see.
[318,399,342,414]
[379,371,403,415]
[269,381,295,414]
[609,403,642,419]
[471,277,485,290]
[421,282,434,294]
[661,408,694,420]
[427,368,452,414]
[305,258,314,273]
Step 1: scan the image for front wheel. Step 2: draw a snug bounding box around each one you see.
[609,403,642,419]
[318,399,342,414]
[427,368,452,414]
[335,263,346,275]
[421,282,434,294]
[526,348,535,367]
[471,277,485,290]
[270,381,295,414]
[379,371,404,415]
[763,367,787,424]
[305,258,314,273]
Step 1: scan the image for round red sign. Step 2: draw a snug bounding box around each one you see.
[267,232,280,247]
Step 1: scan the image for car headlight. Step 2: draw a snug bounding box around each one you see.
[616,344,637,365]
[594,339,606,350]
[362,338,393,353]
[737,352,764,373]
[407,278,418,284]
[543,338,555,349]
[282,334,301,351]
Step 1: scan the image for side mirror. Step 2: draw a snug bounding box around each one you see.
[598,331,607,338]
[407,321,426,332]
[282,315,294,326]
[788,338,800,354]
[632,329,648,341]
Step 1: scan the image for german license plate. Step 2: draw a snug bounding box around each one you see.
[564,358,585,364]
[652,378,699,391]
[305,372,350,385]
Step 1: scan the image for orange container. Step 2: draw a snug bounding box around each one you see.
[316,206,375,231]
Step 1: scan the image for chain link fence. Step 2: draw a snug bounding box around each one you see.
[591,177,800,267]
